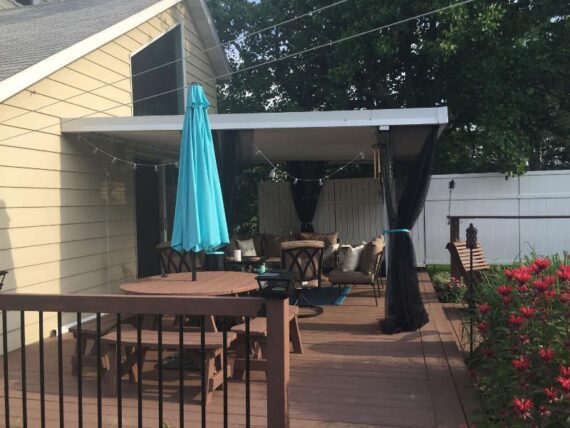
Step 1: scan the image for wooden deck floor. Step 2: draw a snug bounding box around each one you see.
[0,272,478,427]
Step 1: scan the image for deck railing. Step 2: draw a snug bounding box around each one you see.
[0,293,290,428]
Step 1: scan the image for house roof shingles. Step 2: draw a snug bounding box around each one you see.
[0,0,166,82]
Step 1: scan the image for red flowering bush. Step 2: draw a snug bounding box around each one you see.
[470,254,570,427]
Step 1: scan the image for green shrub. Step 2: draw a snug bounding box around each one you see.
[431,271,466,303]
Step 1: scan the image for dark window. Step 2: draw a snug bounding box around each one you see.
[18,0,34,5]
[131,26,184,116]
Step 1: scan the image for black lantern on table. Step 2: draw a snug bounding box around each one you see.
[255,270,294,299]
[0,270,7,290]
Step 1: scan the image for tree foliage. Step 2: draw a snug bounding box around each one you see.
[207,0,570,174]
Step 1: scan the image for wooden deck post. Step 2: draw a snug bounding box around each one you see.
[265,297,290,428]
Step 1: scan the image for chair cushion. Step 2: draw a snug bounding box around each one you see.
[340,245,364,271]
[359,236,385,274]
[263,234,282,257]
[236,238,257,257]
[328,270,374,284]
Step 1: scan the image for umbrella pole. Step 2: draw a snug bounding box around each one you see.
[192,252,197,281]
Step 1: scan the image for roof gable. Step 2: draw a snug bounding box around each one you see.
[0,0,230,103]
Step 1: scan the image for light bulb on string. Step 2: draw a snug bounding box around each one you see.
[132,163,137,170]
[269,167,277,180]
[111,157,117,164]
[92,147,99,154]
[174,162,179,169]
[154,165,159,172]
[293,177,299,185]
[359,152,365,160]
[319,178,324,186]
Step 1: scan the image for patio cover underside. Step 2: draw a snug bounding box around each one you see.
[61,107,448,163]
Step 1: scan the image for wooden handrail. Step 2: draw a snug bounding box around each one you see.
[0,293,265,317]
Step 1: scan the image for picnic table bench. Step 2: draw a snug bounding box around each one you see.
[101,327,237,404]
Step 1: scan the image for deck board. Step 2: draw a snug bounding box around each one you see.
[0,272,476,427]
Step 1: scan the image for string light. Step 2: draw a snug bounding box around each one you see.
[79,136,177,171]
[254,145,367,184]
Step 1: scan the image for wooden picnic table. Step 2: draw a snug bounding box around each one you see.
[120,271,259,296]
[120,271,259,331]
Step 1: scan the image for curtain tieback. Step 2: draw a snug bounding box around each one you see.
[382,228,410,234]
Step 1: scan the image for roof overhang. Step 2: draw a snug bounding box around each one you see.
[0,0,230,103]
[62,107,449,162]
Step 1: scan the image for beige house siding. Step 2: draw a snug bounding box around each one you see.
[0,1,219,350]
[0,0,15,10]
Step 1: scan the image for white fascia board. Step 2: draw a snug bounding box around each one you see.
[0,0,182,104]
[61,107,449,134]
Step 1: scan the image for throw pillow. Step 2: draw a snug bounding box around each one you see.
[340,245,364,272]
[322,243,340,271]
[359,236,385,274]
[236,238,257,257]
[263,234,282,258]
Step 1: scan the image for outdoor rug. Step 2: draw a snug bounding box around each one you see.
[291,286,351,306]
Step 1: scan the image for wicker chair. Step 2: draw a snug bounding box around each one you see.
[328,246,385,307]
[281,240,325,316]
[156,242,199,274]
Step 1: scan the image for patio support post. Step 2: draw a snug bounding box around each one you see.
[265,296,290,428]
[449,217,461,279]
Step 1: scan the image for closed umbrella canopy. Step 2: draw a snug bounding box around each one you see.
[171,84,229,256]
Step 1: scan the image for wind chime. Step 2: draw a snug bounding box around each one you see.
[373,144,382,179]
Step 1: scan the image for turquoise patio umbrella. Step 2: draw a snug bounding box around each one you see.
[171,83,229,280]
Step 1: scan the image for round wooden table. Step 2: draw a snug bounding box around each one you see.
[120,271,259,296]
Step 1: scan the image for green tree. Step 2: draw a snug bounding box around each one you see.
[208,0,570,175]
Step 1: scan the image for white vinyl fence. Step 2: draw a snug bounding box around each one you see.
[419,170,570,265]
[258,170,570,266]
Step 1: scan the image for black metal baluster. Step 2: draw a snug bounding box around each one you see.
[3,309,9,428]
[20,311,27,428]
[116,315,122,428]
[136,314,143,428]
[178,314,184,428]
[39,311,45,428]
[245,316,251,428]
[200,317,206,428]
[96,313,102,428]
[157,315,163,428]
[57,312,64,428]
[76,313,83,428]
[222,318,228,428]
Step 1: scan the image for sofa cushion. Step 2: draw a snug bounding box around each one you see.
[328,270,374,284]
[263,234,282,258]
[340,245,364,272]
[359,236,385,274]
